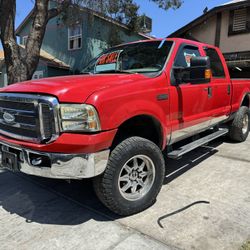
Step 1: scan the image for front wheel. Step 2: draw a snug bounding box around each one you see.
[228,106,250,142]
[93,137,165,216]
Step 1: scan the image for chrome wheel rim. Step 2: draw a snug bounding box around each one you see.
[242,114,249,134]
[118,155,156,201]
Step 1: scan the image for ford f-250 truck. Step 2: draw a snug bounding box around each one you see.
[0,38,250,215]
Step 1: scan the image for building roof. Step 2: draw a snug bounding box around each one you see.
[16,6,153,40]
[222,0,247,6]
[169,0,250,38]
[0,47,70,70]
[38,48,70,69]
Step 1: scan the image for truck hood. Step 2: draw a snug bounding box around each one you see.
[1,74,146,103]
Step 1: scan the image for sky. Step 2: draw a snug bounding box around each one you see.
[136,0,231,37]
[1,0,232,48]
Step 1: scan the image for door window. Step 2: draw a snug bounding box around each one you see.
[174,46,200,68]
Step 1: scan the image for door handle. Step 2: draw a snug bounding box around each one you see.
[204,87,212,98]
[227,85,231,95]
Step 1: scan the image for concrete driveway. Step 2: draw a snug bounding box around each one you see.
[0,137,249,250]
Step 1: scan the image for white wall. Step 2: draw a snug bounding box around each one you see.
[189,15,217,46]
[219,10,250,53]
[184,9,250,53]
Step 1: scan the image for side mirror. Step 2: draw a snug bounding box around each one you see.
[189,56,211,84]
[173,56,212,85]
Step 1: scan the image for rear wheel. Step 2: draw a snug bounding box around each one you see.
[228,106,250,142]
[93,137,165,216]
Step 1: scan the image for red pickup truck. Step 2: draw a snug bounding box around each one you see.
[0,38,249,215]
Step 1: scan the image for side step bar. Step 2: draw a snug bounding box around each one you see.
[167,128,229,159]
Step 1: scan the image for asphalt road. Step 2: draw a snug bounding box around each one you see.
[0,136,249,250]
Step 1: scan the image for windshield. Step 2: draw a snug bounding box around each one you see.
[82,40,173,75]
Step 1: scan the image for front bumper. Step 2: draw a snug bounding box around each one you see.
[0,141,110,179]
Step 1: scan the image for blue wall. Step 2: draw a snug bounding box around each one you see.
[17,10,148,73]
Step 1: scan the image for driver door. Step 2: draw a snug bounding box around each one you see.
[169,44,213,144]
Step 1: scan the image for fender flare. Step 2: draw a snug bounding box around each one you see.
[240,92,250,108]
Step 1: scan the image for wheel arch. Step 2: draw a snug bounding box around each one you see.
[111,114,165,150]
[240,92,250,108]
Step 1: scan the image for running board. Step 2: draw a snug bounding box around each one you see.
[167,128,229,159]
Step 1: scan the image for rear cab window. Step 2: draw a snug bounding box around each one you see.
[204,48,226,78]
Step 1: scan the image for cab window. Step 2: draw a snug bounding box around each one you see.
[204,48,226,78]
[174,46,200,68]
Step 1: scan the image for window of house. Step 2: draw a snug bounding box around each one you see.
[68,24,82,50]
[204,48,225,78]
[229,7,250,35]
[22,36,28,46]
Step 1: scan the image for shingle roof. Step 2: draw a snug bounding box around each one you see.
[0,47,70,69]
[38,48,70,69]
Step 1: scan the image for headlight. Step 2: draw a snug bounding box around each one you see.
[60,104,101,132]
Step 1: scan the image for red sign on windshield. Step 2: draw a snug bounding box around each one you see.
[97,51,121,65]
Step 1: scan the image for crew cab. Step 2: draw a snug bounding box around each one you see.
[0,38,249,215]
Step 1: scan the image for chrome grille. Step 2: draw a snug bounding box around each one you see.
[0,93,59,143]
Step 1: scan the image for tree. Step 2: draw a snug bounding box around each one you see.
[0,0,183,84]
[150,0,182,10]
[0,0,70,84]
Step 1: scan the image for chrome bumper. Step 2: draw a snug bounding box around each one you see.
[0,142,110,179]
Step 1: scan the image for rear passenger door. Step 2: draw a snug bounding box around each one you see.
[204,47,231,125]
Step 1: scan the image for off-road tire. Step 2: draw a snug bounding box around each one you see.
[228,106,250,142]
[93,137,165,216]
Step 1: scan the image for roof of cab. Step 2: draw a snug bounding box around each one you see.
[117,37,219,51]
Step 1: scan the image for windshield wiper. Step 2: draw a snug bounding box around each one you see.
[95,70,135,74]
[80,71,93,75]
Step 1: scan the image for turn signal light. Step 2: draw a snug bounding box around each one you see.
[205,69,212,79]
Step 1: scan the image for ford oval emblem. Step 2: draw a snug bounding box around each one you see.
[3,112,15,124]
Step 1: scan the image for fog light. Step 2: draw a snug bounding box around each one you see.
[31,157,42,166]
[29,153,51,168]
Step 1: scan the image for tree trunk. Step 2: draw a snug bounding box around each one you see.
[0,0,26,83]
[25,0,50,80]
[0,0,57,84]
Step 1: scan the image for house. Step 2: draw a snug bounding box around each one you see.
[0,47,71,86]
[0,1,152,87]
[0,51,7,86]
[169,0,250,78]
